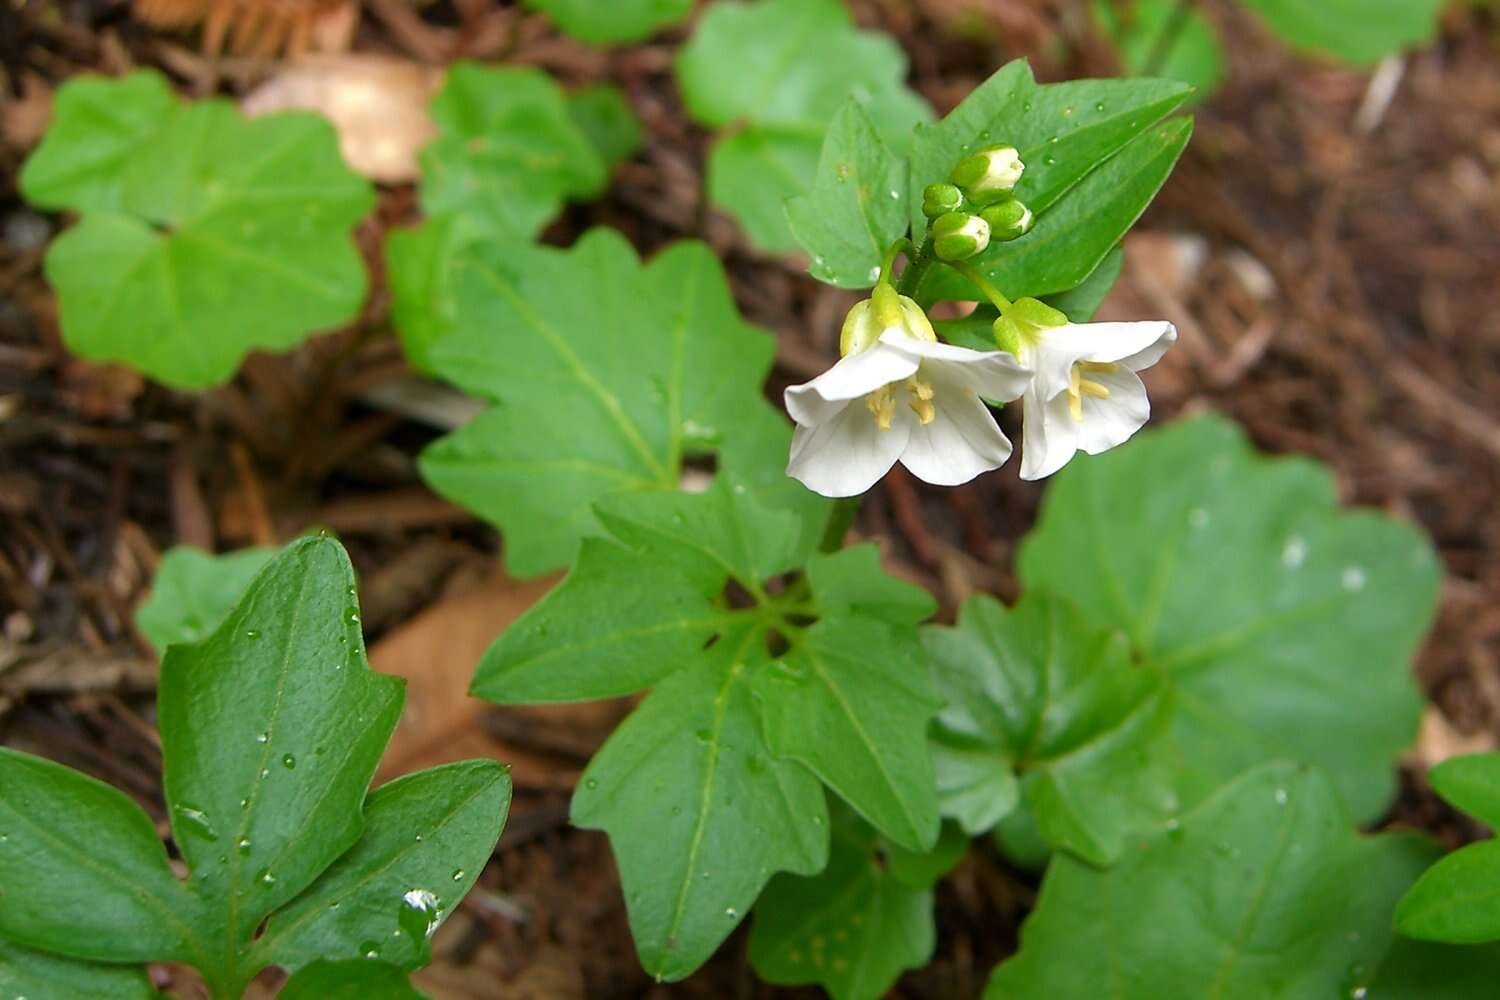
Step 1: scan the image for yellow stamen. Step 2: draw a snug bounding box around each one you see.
[906,378,936,425]
[1065,363,1111,421]
[865,386,896,431]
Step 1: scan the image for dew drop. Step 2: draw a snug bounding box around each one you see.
[360,941,381,959]
[255,731,270,744]
[725,907,738,918]
[1273,787,1289,806]
[867,265,881,282]
[237,837,252,856]
[888,189,900,199]
[244,629,260,640]
[348,609,361,623]
[282,754,297,770]
[256,867,276,887]
[174,804,219,842]
[1281,536,1308,569]
[585,778,599,790]
[451,868,465,881]
[1341,566,1367,592]
[1095,101,1106,112]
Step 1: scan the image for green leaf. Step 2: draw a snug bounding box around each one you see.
[572,622,829,981]
[158,535,405,992]
[256,760,511,972]
[923,592,1175,864]
[1018,414,1439,822]
[1240,0,1446,66]
[787,101,909,288]
[1094,0,1225,98]
[676,0,929,252]
[1369,939,1500,999]
[1039,243,1123,322]
[22,70,374,389]
[386,214,488,375]
[915,115,1192,304]
[985,763,1441,999]
[805,544,937,627]
[708,126,823,253]
[0,749,197,963]
[0,939,158,1000]
[749,811,957,1000]
[522,0,690,44]
[755,616,941,851]
[1395,753,1500,942]
[278,959,428,1000]
[419,63,606,239]
[418,229,782,576]
[906,62,1191,234]
[18,71,175,213]
[932,245,1124,350]
[135,546,276,654]
[567,83,644,165]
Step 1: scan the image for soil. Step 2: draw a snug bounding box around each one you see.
[3,0,1499,997]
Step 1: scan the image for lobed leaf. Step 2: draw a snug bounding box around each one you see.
[1239,0,1446,67]
[749,812,961,1000]
[22,70,373,388]
[1094,0,1225,98]
[522,0,691,45]
[1018,414,1439,821]
[676,0,929,251]
[0,939,159,1000]
[572,623,829,981]
[755,616,942,852]
[1395,754,1500,943]
[158,536,405,987]
[787,101,910,289]
[923,592,1176,864]
[418,229,785,576]
[1369,939,1500,999]
[135,545,276,653]
[805,543,937,627]
[567,83,644,165]
[986,763,1440,999]
[256,760,511,972]
[0,750,198,964]
[278,959,428,999]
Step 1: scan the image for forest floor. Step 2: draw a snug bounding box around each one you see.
[3,0,1500,996]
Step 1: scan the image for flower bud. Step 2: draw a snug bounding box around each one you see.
[840,284,937,356]
[921,183,964,219]
[950,145,1024,206]
[931,212,991,262]
[980,199,1034,242]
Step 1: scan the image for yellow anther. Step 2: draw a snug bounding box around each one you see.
[1066,363,1111,421]
[865,385,896,430]
[906,378,936,424]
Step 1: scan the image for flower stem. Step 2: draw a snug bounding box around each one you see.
[879,238,914,287]
[895,235,936,298]
[948,259,1013,313]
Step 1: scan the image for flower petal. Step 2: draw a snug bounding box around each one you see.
[786,399,912,497]
[784,342,919,428]
[899,387,1014,486]
[1019,385,1080,481]
[881,331,1032,402]
[1027,321,1177,400]
[1073,367,1150,455]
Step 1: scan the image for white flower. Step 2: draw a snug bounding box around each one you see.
[1017,320,1177,480]
[785,291,1031,497]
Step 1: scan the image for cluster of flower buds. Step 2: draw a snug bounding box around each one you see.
[920,144,1035,262]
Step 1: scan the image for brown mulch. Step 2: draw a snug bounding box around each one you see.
[3,0,1500,996]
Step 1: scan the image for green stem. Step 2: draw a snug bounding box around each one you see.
[879,238,914,287]
[948,259,1013,313]
[818,497,860,553]
[895,235,936,299]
